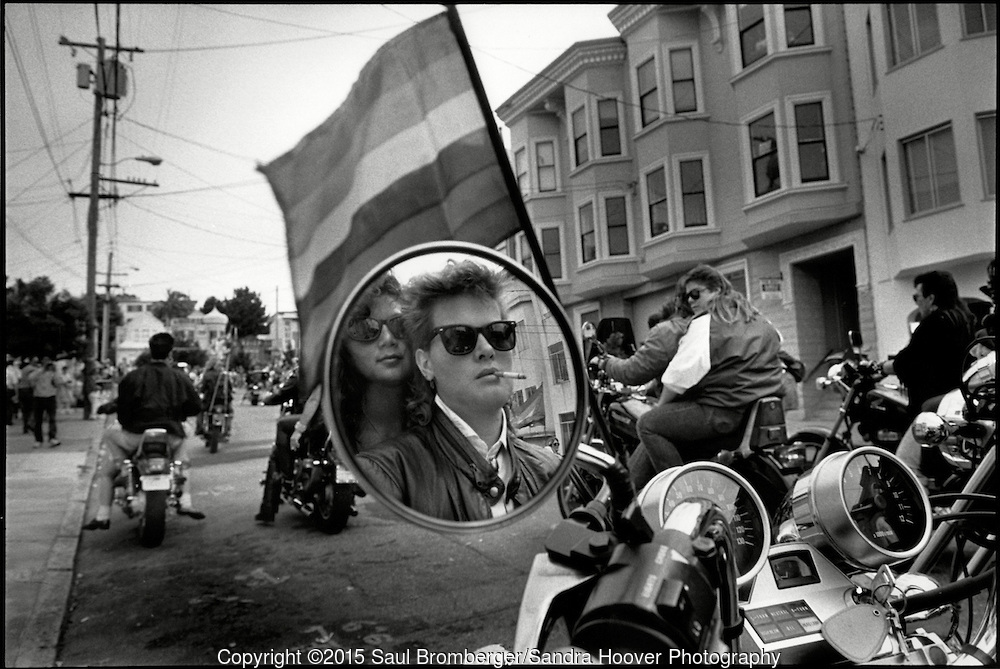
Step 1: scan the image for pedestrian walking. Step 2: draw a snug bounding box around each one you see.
[17,358,39,435]
[31,359,64,447]
[6,355,21,425]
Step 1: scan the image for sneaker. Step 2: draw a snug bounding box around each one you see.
[82,518,110,530]
[49,439,61,447]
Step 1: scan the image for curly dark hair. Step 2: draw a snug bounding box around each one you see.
[401,260,509,426]
[336,273,408,444]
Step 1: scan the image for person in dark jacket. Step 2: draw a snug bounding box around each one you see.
[356,260,559,522]
[880,270,977,417]
[83,333,204,530]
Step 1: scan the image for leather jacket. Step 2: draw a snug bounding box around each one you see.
[355,406,559,522]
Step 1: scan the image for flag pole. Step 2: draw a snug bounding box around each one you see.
[444,5,559,297]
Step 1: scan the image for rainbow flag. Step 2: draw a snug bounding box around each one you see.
[261,11,522,390]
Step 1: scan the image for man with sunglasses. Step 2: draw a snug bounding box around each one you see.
[354,261,559,522]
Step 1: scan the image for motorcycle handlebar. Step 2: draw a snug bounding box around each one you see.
[890,570,995,616]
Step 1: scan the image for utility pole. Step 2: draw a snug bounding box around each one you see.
[99,250,126,363]
[61,34,143,418]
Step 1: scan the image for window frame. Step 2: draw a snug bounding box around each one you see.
[900,123,961,216]
[962,3,997,37]
[738,4,769,68]
[671,152,714,229]
[779,4,817,49]
[976,111,996,199]
[784,92,839,187]
[635,56,661,129]
[596,96,624,157]
[571,104,590,168]
[516,232,535,274]
[536,221,566,281]
[666,43,703,115]
[532,137,560,194]
[514,146,528,196]
[886,4,941,68]
[577,198,598,265]
[601,192,633,257]
[642,162,672,240]
[548,341,570,383]
[742,103,785,201]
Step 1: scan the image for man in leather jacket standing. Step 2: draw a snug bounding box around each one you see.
[84,333,205,530]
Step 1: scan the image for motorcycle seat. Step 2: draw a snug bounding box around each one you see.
[277,414,301,439]
[682,397,787,462]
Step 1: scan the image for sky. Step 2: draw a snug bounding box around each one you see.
[4,3,619,315]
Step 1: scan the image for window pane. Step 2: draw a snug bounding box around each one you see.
[739,4,768,67]
[515,148,527,195]
[682,194,708,227]
[670,48,693,81]
[904,135,933,213]
[798,144,829,182]
[541,228,562,279]
[670,49,696,113]
[978,114,996,197]
[964,3,986,34]
[598,100,621,155]
[647,167,669,236]
[573,108,589,166]
[673,81,696,114]
[750,113,780,196]
[680,159,704,192]
[680,160,707,227]
[536,141,556,192]
[519,235,534,272]
[536,141,554,166]
[538,166,556,192]
[795,102,829,182]
[794,102,824,141]
[580,203,596,262]
[930,127,959,206]
[914,4,940,52]
[606,196,629,255]
[889,4,915,64]
[637,59,659,126]
[785,5,815,47]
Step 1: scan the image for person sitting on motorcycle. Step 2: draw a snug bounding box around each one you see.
[198,358,232,434]
[630,264,785,490]
[83,332,204,530]
[879,270,978,418]
[591,294,693,389]
[354,260,559,522]
[255,274,415,522]
[893,266,989,490]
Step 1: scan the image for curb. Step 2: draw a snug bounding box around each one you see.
[12,427,102,668]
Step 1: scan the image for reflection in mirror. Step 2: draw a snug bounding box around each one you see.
[324,243,586,531]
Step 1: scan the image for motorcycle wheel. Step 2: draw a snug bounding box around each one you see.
[557,465,604,519]
[206,432,218,454]
[312,481,353,534]
[139,490,168,548]
[260,457,282,520]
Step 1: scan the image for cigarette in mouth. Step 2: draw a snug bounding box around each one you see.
[493,371,527,379]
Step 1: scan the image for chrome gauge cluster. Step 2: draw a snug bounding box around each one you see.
[637,462,771,587]
[791,447,932,569]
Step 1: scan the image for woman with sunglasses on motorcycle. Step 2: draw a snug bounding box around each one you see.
[354,260,559,522]
[629,264,785,490]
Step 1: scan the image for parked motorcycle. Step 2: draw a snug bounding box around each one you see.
[805,330,912,464]
[256,415,358,534]
[112,427,188,548]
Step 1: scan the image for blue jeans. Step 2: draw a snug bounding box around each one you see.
[631,401,746,490]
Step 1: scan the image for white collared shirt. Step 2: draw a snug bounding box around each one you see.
[435,396,513,516]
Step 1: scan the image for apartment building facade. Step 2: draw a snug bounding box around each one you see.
[496,4,871,418]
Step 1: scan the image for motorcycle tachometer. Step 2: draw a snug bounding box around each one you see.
[637,462,771,587]
[791,447,931,569]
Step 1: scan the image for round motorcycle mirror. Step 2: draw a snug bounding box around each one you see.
[321,241,588,532]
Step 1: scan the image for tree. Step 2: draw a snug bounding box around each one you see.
[152,289,195,323]
[5,276,88,358]
[221,287,269,337]
[200,296,220,314]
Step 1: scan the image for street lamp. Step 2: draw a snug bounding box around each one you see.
[103,154,163,167]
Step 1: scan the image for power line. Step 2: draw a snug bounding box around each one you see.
[123,199,286,247]
[121,117,258,161]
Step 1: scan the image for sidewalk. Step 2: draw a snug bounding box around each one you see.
[4,409,103,668]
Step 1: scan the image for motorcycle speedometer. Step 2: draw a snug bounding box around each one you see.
[791,447,931,570]
[636,462,771,587]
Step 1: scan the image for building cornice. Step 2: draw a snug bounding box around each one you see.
[495,38,626,125]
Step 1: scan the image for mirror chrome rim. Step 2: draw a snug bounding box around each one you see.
[321,241,588,533]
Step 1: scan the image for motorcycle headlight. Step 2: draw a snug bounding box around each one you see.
[911,412,950,445]
[771,441,817,474]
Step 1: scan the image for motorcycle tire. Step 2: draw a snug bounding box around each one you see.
[139,490,168,548]
[206,432,219,454]
[312,481,353,534]
[557,465,604,519]
[260,457,282,520]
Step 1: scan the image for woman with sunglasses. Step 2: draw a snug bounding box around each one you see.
[355,260,559,522]
[629,264,784,490]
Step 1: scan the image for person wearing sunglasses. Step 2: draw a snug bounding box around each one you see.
[256,274,414,522]
[629,264,785,490]
[355,260,559,522]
